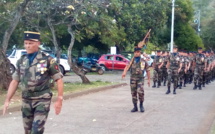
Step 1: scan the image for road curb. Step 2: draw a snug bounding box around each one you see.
[0,83,127,115]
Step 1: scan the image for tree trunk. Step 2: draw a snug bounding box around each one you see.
[2,0,31,53]
[0,0,31,90]
[0,49,12,90]
[47,17,61,63]
[67,24,90,84]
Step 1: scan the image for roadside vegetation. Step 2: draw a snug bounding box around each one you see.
[0,81,118,109]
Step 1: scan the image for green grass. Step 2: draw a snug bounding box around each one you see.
[52,80,117,96]
[0,81,117,109]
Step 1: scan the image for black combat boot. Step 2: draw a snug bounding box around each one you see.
[157,81,160,88]
[173,88,176,94]
[202,83,205,87]
[131,103,138,112]
[152,81,156,88]
[139,102,145,112]
[166,86,171,94]
[158,81,161,86]
[179,82,182,89]
[163,81,166,86]
[193,83,197,90]
[199,84,202,90]
[184,80,186,87]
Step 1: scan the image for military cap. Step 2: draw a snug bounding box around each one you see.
[198,47,203,50]
[24,31,40,41]
[134,47,141,52]
[157,50,161,53]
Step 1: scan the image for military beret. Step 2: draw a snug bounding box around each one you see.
[198,47,203,50]
[24,31,40,41]
[134,47,141,52]
[157,50,161,52]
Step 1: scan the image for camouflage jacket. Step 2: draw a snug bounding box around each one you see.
[13,51,63,99]
[194,53,206,66]
[153,55,163,69]
[169,53,180,69]
[130,57,150,78]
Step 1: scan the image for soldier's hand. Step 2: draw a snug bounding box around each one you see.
[178,69,181,73]
[54,98,63,115]
[3,101,10,115]
[122,72,126,79]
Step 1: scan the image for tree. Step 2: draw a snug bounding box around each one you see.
[0,0,32,90]
[24,0,117,83]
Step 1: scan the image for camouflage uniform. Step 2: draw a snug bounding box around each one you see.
[130,58,149,104]
[152,55,163,88]
[187,55,194,84]
[203,55,210,87]
[184,56,190,86]
[178,55,186,89]
[193,53,206,90]
[13,51,63,134]
[161,56,168,86]
[166,53,181,94]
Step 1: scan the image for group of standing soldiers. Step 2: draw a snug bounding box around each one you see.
[152,45,215,94]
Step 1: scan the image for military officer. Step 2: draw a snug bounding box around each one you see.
[166,45,182,94]
[122,47,150,113]
[3,31,64,134]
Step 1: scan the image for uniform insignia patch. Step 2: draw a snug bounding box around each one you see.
[55,65,59,70]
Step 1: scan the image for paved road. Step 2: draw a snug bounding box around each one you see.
[1,73,215,134]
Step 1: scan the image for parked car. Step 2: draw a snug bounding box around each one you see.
[98,54,130,71]
[8,49,71,75]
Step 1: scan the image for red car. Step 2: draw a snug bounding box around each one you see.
[98,54,130,71]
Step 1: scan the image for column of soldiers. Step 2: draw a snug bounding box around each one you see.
[152,46,215,94]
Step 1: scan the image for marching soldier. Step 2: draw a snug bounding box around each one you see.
[178,51,186,89]
[166,45,182,94]
[193,47,207,90]
[122,47,150,113]
[152,50,163,88]
[161,51,169,86]
[3,31,64,134]
[183,51,191,87]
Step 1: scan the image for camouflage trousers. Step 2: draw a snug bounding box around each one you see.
[153,69,162,82]
[179,69,185,83]
[161,67,168,82]
[194,65,204,85]
[130,77,144,103]
[187,69,194,83]
[167,68,179,89]
[21,98,51,134]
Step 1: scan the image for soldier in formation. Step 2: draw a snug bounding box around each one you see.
[166,45,182,94]
[152,50,163,88]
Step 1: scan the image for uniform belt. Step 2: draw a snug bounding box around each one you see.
[22,89,50,98]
